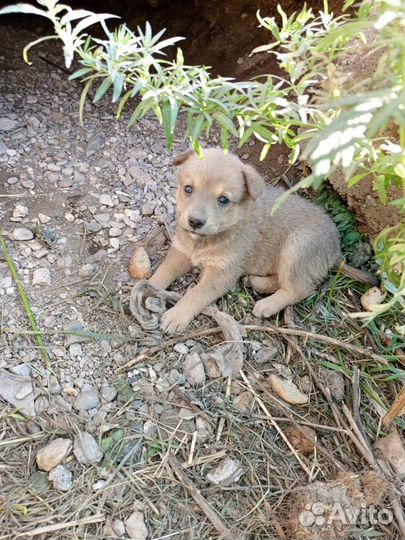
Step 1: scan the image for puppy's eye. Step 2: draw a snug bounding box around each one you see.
[184,185,193,195]
[218,195,230,206]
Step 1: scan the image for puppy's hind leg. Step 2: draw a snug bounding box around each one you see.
[246,274,279,294]
[252,288,304,318]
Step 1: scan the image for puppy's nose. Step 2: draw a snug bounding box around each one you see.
[188,216,205,229]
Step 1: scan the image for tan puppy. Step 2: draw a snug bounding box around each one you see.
[149,148,377,333]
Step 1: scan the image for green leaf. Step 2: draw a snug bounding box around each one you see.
[116,89,133,118]
[112,73,125,102]
[79,78,95,126]
[68,66,93,80]
[23,35,59,65]
[220,125,229,153]
[93,77,112,102]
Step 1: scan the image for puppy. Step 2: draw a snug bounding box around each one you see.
[149,148,377,333]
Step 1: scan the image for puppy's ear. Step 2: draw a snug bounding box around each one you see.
[242,164,265,200]
[172,149,195,167]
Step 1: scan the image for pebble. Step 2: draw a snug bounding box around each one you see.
[69,343,82,357]
[100,385,117,402]
[206,457,243,486]
[174,343,189,355]
[59,176,73,188]
[99,193,114,207]
[254,344,278,363]
[48,375,61,395]
[12,227,34,241]
[0,277,12,289]
[78,264,95,277]
[361,287,384,312]
[269,374,308,405]
[109,227,122,237]
[7,176,18,185]
[32,267,51,286]
[233,391,253,412]
[183,353,206,386]
[36,438,72,472]
[73,432,103,464]
[38,213,51,223]
[0,117,17,131]
[73,385,100,411]
[128,246,151,279]
[126,511,148,540]
[64,321,88,345]
[112,519,126,536]
[48,465,73,491]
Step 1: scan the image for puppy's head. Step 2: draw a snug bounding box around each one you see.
[172,148,265,237]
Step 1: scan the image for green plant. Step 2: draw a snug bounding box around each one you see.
[1,0,404,321]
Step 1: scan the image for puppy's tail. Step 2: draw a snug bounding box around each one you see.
[337,260,379,286]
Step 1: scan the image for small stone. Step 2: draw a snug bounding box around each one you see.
[109,227,122,237]
[99,193,115,207]
[285,425,316,456]
[112,519,126,536]
[141,201,155,216]
[22,180,35,189]
[32,267,51,286]
[48,465,73,491]
[196,416,212,442]
[373,431,405,476]
[73,432,103,464]
[126,511,148,540]
[48,375,61,395]
[35,396,49,414]
[183,353,206,386]
[128,247,151,279]
[78,264,95,277]
[69,343,82,356]
[143,419,157,438]
[7,177,18,185]
[206,457,243,486]
[110,238,120,250]
[73,385,100,411]
[0,371,36,417]
[12,227,34,241]
[233,391,253,412]
[64,320,89,345]
[269,374,308,405]
[9,363,31,377]
[0,277,12,289]
[100,385,117,402]
[38,213,51,224]
[174,343,189,355]
[361,287,384,312]
[13,203,28,219]
[254,345,278,364]
[0,117,17,131]
[36,438,72,471]
[59,176,73,188]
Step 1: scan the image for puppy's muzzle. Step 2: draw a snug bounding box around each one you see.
[188,216,205,230]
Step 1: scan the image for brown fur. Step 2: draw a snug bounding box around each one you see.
[149,148,377,333]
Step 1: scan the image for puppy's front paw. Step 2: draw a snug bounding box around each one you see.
[160,306,193,334]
